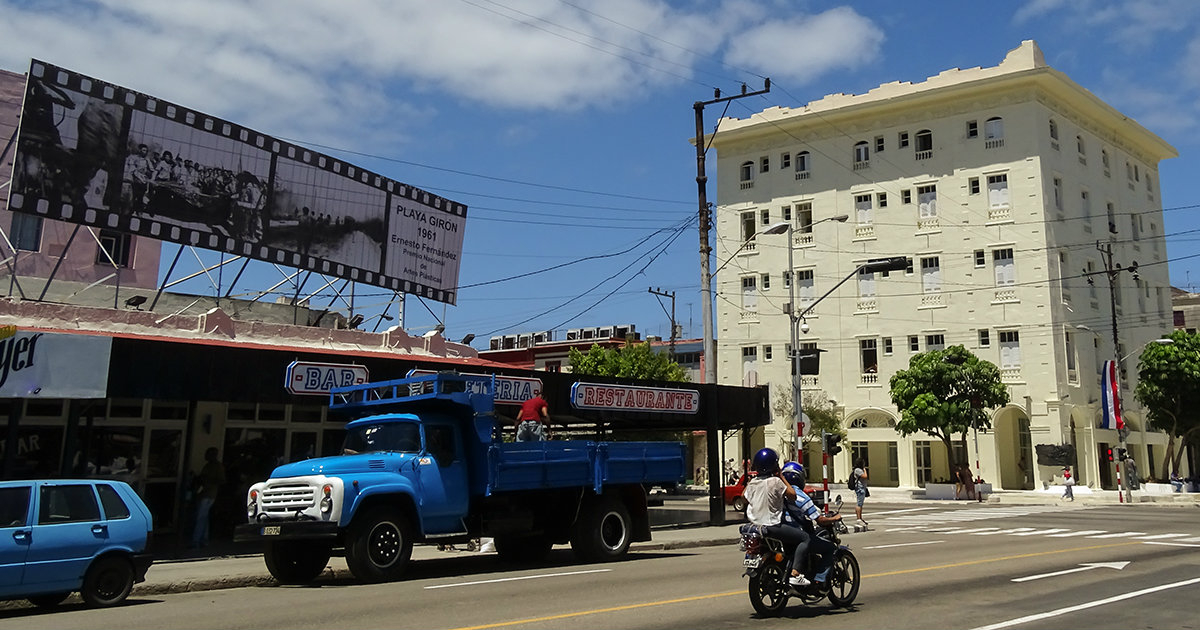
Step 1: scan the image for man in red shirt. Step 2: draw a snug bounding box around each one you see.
[515,391,550,441]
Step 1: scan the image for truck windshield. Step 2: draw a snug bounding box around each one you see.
[342,423,421,455]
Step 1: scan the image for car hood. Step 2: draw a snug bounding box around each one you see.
[271,453,412,478]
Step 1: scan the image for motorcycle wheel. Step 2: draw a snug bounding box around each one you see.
[747,563,790,616]
[826,550,861,608]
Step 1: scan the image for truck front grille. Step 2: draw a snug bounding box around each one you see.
[261,482,316,515]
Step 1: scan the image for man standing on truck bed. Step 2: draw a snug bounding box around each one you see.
[515,390,550,441]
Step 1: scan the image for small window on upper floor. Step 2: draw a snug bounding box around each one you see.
[966,120,978,138]
[979,329,991,348]
[875,136,885,153]
[11,213,43,252]
[795,151,811,178]
[914,130,933,158]
[1076,135,1086,156]
[781,152,791,169]
[901,189,912,204]
[760,156,770,173]
[898,131,910,148]
[974,249,986,267]
[96,230,132,267]
[877,192,888,208]
[1049,118,1059,141]
[853,141,870,165]
[926,334,946,351]
[761,209,770,225]
[985,117,1004,148]
[740,161,754,182]
[968,177,980,195]
[908,335,919,352]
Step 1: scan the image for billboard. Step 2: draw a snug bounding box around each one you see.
[5,60,466,303]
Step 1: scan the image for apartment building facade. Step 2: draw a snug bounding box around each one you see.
[708,41,1178,490]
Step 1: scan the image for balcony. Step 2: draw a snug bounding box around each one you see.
[856,297,878,313]
[1000,367,1022,383]
[988,205,1011,222]
[739,309,758,322]
[919,293,945,308]
[794,232,815,247]
[740,181,754,190]
[860,372,880,386]
[916,216,940,232]
[992,288,1018,303]
[985,138,1004,149]
[854,224,875,240]
[795,171,810,181]
[915,150,933,160]
[800,375,819,388]
[853,160,870,171]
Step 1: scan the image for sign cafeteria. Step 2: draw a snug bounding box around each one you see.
[570,382,699,414]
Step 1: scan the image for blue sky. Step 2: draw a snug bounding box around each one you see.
[3,1,1200,347]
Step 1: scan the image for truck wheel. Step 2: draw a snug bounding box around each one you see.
[81,556,134,607]
[346,507,413,583]
[494,536,553,563]
[264,540,331,585]
[732,496,748,512]
[570,498,631,562]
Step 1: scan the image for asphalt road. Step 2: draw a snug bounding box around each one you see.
[3,503,1197,630]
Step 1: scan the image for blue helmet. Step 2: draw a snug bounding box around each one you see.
[781,461,805,486]
[752,448,781,475]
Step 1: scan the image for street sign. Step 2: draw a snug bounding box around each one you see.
[405,369,542,405]
[286,361,369,396]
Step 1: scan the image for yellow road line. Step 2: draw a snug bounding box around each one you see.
[444,541,1142,630]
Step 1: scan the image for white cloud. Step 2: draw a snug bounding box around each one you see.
[722,7,884,86]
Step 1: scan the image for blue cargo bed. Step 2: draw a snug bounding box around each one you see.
[487,440,686,495]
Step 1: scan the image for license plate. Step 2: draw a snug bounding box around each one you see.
[262,525,281,536]
[743,557,763,568]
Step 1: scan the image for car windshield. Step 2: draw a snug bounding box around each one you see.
[342,422,421,455]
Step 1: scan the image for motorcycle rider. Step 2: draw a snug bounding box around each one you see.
[743,448,811,588]
[781,461,842,588]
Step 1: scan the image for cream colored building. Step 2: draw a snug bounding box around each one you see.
[708,41,1179,491]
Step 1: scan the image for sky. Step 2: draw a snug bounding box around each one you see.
[3,0,1200,349]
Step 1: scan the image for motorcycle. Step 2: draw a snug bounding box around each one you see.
[739,495,861,615]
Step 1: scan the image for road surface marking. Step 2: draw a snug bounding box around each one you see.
[974,528,1037,536]
[1177,536,1200,543]
[424,568,612,589]
[862,540,945,550]
[1010,528,1070,536]
[969,576,1200,630]
[1138,533,1188,540]
[443,541,1139,630]
[1087,531,1145,539]
[1011,561,1129,582]
[953,527,1001,534]
[870,507,939,516]
[1046,530,1106,537]
[1143,541,1200,548]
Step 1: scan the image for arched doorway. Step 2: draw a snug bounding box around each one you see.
[994,405,1032,490]
[845,410,899,488]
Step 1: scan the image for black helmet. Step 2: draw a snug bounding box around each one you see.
[781,461,805,486]
[752,448,781,475]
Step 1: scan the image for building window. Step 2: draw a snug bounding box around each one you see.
[917,184,937,219]
[740,161,754,185]
[966,120,978,138]
[853,141,870,168]
[999,330,1021,369]
[1076,135,1086,158]
[857,267,877,298]
[782,205,792,222]
[741,345,758,386]
[883,337,893,355]
[1107,202,1117,234]
[761,209,770,225]
[860,339,879,374]
[877,192,888,208]
[968,177,980,195]
[993,248,1015,286]
[901,189,912,204]
[920,256,941,293]
[760,156,769,173]
[854,193,873,224]
[1049,118,1059,141]
[979,329,990,347]
[10,213,43,252]
[1052,176,1063,213]
[741,276,757,312]
[797,269,815,306]
[796,202,813,233]
[760,273,771,290]
[741,211,756,243]
[764,345,773,361]
[898,131,910,148]
[1175,310,1185,327]
[1102,149,1110,174]
[926,334,945,351]
[974,249,986,267]
[781,152,791,169]
[1131,213,1141,240]
[872,136,884,153]
[914,129,933,158]
[905,257,914,275]
[795,151,810,179]
[1081,190,1091,223]
[909,335,920,352]
[987,174,1009,208]
[985,117,1004,148]
[1059,250,1072,304]
[96,230,132,267]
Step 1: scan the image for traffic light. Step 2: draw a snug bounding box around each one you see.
[1104,447,1114,462]
[824,432,843,456]
[1115,448,1128,462]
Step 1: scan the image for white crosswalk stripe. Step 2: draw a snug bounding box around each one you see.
[1087,531,1145,538]
[868,506,1196,543]
[1046,530,1106,537]
[1138,533,1188,540]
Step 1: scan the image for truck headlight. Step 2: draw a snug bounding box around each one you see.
[247,489,259,519]
[320,484,333,514]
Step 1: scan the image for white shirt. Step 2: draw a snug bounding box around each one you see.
[744,475,787,526]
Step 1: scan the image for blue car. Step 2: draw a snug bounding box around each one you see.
[0,479,153,608]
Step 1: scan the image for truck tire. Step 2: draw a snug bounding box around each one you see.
[570,497,632,562]
[264,540,331,585]
[494,535,553,563]
[81,555,134,607]
[346,507,414,583]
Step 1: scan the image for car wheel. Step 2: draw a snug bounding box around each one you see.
[27,592,70,608]
[81,556,134,607]
[732,496,748,512]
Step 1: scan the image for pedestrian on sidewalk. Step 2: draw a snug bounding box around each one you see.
[191,447,225,548]
[1061,467,1075,501]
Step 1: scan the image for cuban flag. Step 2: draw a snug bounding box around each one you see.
[1100,360,1124,431]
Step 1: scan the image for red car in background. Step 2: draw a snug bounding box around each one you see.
[723,472,824,512]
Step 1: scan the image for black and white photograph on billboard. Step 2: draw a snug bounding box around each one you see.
[268,156,386,273]
[6,60,468,303]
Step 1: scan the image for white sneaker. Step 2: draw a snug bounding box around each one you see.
[788,574,811,587]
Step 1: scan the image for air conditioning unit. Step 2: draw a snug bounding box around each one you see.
[567,329,582,341]
[518,334,532,348]
[598,327,613,338]
[489,336,504,350]
[614,324,636,338]
[532,330,552,344]
[503,335,518,349]
[582,328,595,339]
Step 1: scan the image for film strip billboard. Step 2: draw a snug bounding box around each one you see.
[5,60,466,303]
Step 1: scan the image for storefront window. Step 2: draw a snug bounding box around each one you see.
[0,426,64,478]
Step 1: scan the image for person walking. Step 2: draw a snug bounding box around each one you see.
[1061,467,1075,501]
[514,390,550,441]
[191,447,225,548]
[850,458,869,527]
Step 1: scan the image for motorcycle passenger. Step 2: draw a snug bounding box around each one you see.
[781,461,841,588]
[743,448,810,588]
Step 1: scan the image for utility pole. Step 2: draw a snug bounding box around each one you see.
[694,80,769,526]
[648,287,677,359]
[1086,240,1139,504]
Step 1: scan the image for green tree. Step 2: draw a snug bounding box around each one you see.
[889,345,1010,459]
[568,341,689,382]
[772,388,843,453]
[1134,329,1200,478]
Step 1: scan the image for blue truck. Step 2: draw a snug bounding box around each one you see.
[234,372,687,584]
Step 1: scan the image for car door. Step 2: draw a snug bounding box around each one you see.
[22,483,106,588]
[0,484,34,590]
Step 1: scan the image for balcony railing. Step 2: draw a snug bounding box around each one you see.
[739,309,758,321]
[740,181,754,190]
[854,224,875,240]
[920,293,945,308]
[800,375,819,388]
[794,232,815,247]
[915,150,933,160]
[794,171,810,180]
[860,372,879,385]
[985,138,1004,149]
[993,287,1018,303]
[853,160,870,171]
[856,297,877,313]
[916,216,941,232]
[1000,367,1021,383]
[988,206,1011,222]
